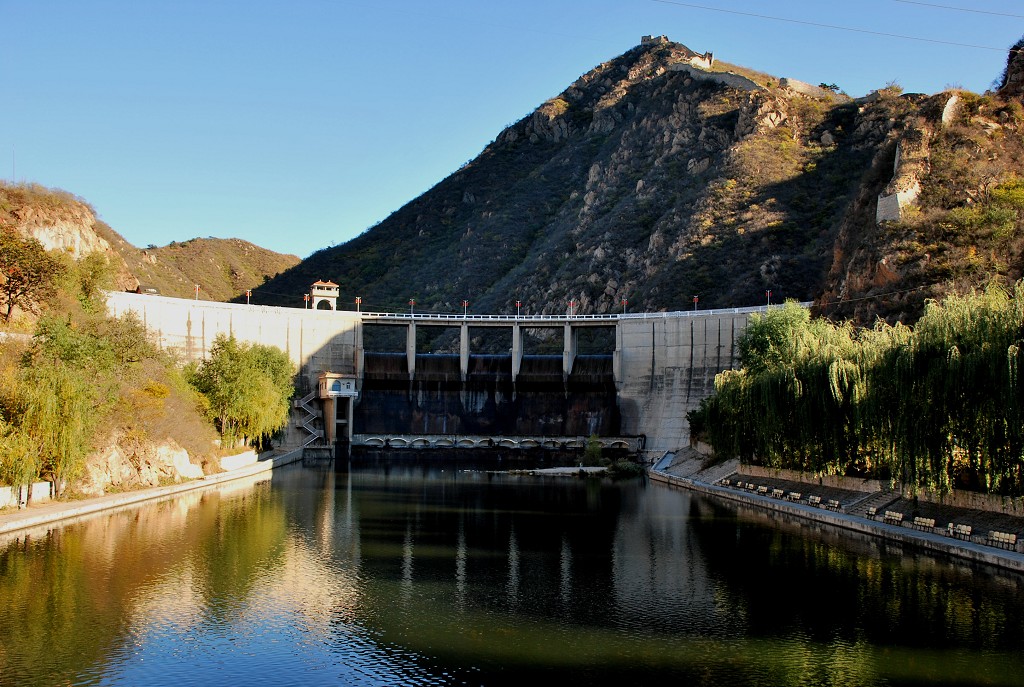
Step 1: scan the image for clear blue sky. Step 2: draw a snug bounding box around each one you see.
[3,0,1022,258]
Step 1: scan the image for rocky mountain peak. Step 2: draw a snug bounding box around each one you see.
[500,38,719,145]
[999,38,1024,100]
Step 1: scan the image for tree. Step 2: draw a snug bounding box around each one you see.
[19,362,95,497]
[736,300,812,375]
[0,230,65,323]
[584,434,603,466]
[74,252,114,305]
[188,335,294,450]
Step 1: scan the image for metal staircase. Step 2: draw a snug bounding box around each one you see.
[293,390,325,448]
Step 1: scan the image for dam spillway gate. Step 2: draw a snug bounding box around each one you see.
[352,313,628,452]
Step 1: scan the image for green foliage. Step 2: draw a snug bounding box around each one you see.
[17,362,96,496]
[700,284,1024,495]
[30,314,117,373]
[4,311,155,494]
[187,335,294,450]
[0,247,215,494]
[0,230,65,323]
[583,434,603,466]
[0,412,39,490]
[604,457,645,478]
[73,252,115,307]
[738,301,813,375]
[990,178,1024,209]
[104,311,158,368]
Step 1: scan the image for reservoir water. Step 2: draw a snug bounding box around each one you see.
[2,459,1023,686]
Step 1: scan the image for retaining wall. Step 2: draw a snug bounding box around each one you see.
[0,482,52,509]
[740,465,885,493]
[904,486,1024,516]
[650,469,1024,574]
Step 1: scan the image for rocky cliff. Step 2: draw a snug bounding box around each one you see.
[0,182,299,303]
[258,38,1024,326]
[820,85,1024,323]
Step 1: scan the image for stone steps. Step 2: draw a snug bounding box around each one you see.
[847,490,901,518]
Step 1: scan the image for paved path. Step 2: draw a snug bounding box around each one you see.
[0,449,303,540]
[650,462,1024,574]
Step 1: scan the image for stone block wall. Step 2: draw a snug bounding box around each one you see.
[906,486,1024,516]
[668,63,761,92]
[741,465,885,493]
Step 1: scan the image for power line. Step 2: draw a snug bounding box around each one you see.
[892,0,1024,19]
[817,284,932,309]
[647,0,1014,53]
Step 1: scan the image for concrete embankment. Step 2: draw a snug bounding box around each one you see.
[649,468,1024,574]
[0,449,305,539]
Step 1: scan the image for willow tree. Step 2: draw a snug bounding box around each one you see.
[693,284,1024,496]
[17,363,95,496]
[188,335,294,450]
[706,301,865,473]
[896,283,1024,494]
[0,416,39,495]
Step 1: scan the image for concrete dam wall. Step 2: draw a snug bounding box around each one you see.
[616,312,750,455]
[105,292,761,457]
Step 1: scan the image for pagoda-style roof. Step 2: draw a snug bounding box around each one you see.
[312,280,339,288]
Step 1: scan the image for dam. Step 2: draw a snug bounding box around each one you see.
[105,292,777,458]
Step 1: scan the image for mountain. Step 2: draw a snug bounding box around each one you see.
[257,36,1024,325]
[819,39,1024,323]
[0,182,299,302]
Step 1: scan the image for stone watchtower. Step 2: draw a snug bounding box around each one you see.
[310,280,339,310]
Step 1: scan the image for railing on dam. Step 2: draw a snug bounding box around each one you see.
[359,312,619,325]
[357,303,811,326]
[352,434,645,452]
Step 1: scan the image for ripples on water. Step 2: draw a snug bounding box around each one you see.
[1,461,1023,686]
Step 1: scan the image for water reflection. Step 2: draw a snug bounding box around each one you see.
[0,462,1022,686]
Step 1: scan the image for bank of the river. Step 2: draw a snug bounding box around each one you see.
[7,442,1023,577]
[0,448,304,539]
[650,464,1024,574]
